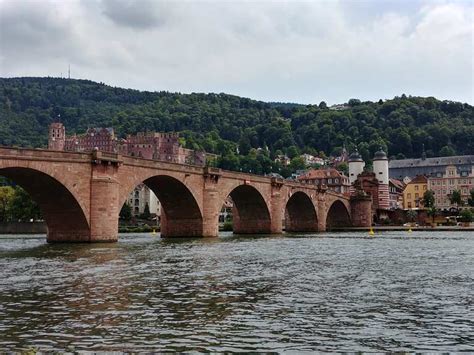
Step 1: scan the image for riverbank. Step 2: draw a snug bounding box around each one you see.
[332,226,474,232]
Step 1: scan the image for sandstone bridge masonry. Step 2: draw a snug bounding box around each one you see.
[0,147,372,242]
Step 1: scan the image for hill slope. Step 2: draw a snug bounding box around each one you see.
[1,77,473,168]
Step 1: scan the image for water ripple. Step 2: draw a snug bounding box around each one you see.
[0,231,473,352]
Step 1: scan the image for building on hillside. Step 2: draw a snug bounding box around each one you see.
[48,122,217,166]
[127,184,161,218]
[274,154,291,166]
[300,154,326,166]
[331,145,349,167]
[402,175,428,210]
[389,154,474,180]
[389,178,405,210]
[427,164,474,210]
[297,168,350,194]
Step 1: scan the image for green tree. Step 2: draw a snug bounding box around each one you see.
[9,186,41,221]
[120,203,132,221]
[336,162,349,176]
[459,209,473,223]
[289,156,306,171]
[0,186,14,222]
[406,209,417,222]
[468,189,474,207]
[141,203,151,220]
[286,145,299,159]
[439,145,455,157]
[449,190,463,206]
[423,190,435,208]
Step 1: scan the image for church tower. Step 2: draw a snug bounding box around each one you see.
[48,122,66,151]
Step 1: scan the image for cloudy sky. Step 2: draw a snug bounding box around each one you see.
[0,0,472,104]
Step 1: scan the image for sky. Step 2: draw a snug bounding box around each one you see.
[0,0,472,105]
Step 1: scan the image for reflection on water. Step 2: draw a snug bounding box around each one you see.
[0,232,473,352]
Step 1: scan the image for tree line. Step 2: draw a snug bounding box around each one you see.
[1,77,472,175]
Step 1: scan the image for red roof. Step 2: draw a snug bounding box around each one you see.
[298,168,345,180]
[408,175,428,184]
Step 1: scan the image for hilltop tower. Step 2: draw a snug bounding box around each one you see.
[48,122,66,151]
[348,149,365,185]
[373,148,390,209]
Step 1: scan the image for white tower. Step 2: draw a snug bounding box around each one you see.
[373,148,390,210]
[373,148,389,185]
[348,150,365,184]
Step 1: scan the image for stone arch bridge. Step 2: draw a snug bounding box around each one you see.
[0,147,372,242]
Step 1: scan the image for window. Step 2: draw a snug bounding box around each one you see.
[415,193,419,199]
[407,193,411,199]
[408,202,412,208]
[415,185,419,191]
[423,185,427,191]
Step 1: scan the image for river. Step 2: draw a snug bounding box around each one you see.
[0,231,472,352]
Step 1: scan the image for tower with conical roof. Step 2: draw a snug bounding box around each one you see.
[348,149,365,184]
[373,148,390,209]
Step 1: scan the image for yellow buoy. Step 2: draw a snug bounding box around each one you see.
[152,229,156,236]
[369,228,375,236]
[408,227,412,233]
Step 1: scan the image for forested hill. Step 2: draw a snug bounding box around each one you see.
[1,77,473,166]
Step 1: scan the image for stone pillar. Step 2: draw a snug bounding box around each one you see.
[350,195,373,227]
[160,213,204,237]
[89,163,120,242]
[202,188,220,237]
[269,184,283,234]
[316,195,327,232]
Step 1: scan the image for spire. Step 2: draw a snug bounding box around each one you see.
[421,144,426,160]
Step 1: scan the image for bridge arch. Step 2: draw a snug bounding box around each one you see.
[285,191,318,232]
[119,173,203,237]
[326,199,351,230]
[221,183,272,234]
[0,167,90,242]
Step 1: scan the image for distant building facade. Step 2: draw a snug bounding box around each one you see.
[389,155,474,180]
[402,175,428,210]
[427,164,474,210]
[274,154,290,166]
[297,168,350,194]
[389,178,405,210]
[127,184,161,218]
[48,122,216,166]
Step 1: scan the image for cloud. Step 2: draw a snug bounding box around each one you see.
[101,0,169,29]
[0,0,472,104]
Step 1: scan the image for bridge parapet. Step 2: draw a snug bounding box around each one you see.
[92,150,123,166]
[0,146,91,162]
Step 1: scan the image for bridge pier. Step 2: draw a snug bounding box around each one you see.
[350,195,373,227]
[89,176,120,242]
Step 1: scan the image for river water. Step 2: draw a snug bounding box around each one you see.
[0,231,472,352]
